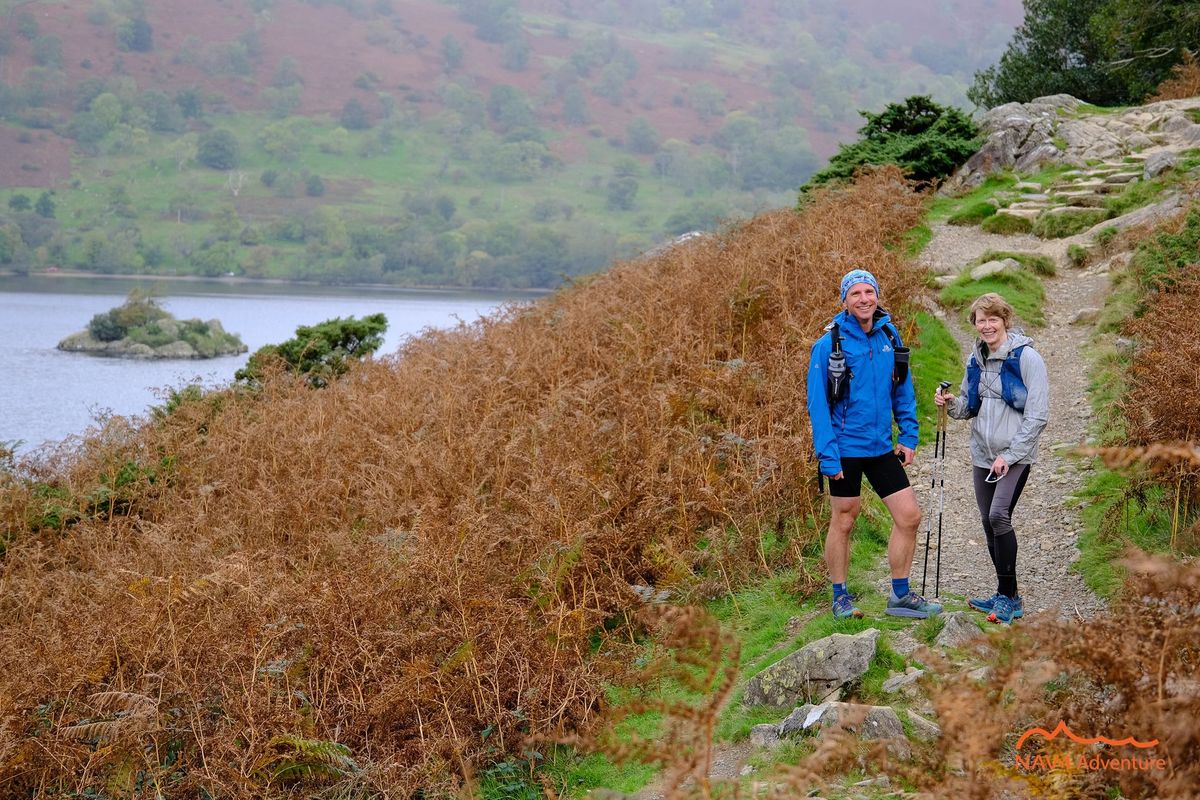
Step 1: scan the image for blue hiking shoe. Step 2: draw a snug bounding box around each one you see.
[987,595,1021,624]
[832,594,864,620]
[885,591,943,619]
[970,592,1023,618]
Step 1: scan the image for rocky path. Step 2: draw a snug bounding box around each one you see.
[907,222,1107,620]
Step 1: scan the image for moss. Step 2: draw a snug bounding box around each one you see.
[980,213,1034,235]
[1031,208,1109,239]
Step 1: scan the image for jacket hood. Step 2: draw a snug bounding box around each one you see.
[975,328,1033,360]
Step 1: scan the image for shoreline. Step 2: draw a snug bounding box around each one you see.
[0,269,553,298]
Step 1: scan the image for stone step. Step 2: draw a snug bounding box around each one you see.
[1007,200,1055,210]
[1014,181,1043,192]
[1104,172,1142,184]
[995,208,1042,220]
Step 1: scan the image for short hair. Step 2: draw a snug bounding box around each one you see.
[969,292,1015,326]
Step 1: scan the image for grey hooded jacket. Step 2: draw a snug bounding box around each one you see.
[946,330,1049,469]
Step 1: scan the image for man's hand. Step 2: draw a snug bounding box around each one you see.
[832,471,844,480]
[896,445,915,467]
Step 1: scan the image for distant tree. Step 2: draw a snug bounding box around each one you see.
[606,176,638,210]
[457,0,522,43]
[34,191,55,219]
[687,81,725,119]
[197,129,240,170]
[258,118,308,161]
[562,86,589,125]
[305,174,326,197]
[487,84,535,131]
[236,313,388,388]
[8,194,31,212]
[263,85,302,119]
[31,35,62,68]
[340,98,372,130]
[116,16,154,52]
[440,34,464,70]
[803,95,979,192]
[501,37,530,71]
[625,116,660,154]
[271,57,304,88]
[175,87,203,118]
[0,223,21,264]
[16,11,38,41]
[663,199,728,236]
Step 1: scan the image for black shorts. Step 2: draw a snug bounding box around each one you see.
[828,453,910,499]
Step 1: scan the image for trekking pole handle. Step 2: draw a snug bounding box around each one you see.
[936,381,951,394]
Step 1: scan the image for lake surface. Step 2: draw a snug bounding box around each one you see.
[0,276,532,453]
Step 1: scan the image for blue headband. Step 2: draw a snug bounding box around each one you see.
[840,269,880,302]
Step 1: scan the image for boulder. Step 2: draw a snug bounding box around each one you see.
[970,258,1019,280]
[743,628,880,708]
[1144,151,1177,180]
[1069,307,1101,325]
[906,710,942,742]
[779,702,910,758]
[881,668,925,694]
[934,612,981,648]
[749,724,782,748]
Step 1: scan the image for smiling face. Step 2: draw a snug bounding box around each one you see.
[974,312,1008,349]
[842,282,879,329]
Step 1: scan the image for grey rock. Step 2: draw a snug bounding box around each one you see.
[906,709,942,741]
[743,628,880,707]
[1068,307,1101,325]
[967,666,993,682]
[881,668,926,693]
[934,612,981,648]
[779,702,910,758]
[1161,113,1194,133]
[749,723,782,748]
[1127,132,1155,150]
[154,340,198,358]
[1014,142,1062,172]
[970,258,1019,280]
[1144,151,1177,180]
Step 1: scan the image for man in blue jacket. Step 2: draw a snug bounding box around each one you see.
[807,269,942,620]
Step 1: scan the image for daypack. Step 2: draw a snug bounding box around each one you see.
[825,317,909,405]
[964,345,1028,416]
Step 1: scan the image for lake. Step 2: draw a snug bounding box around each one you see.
[0,275,532,453]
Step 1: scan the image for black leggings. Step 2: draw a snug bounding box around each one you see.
[972,464,1031,598]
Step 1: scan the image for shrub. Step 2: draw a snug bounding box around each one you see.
[1068,243,1090,268]
[802,95,979,192]
[237,313,388,387]
[1032,208,1109,239]
[1151,50,1200,101]
[87,310,125,341]
[980,213,1033,235]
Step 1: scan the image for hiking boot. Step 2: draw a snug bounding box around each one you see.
[988,595,1021,624]
[971,592,1023,618]
[885,591,943,619]
[832,594,864,620]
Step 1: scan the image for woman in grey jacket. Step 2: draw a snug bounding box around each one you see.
[934,293,1049,624]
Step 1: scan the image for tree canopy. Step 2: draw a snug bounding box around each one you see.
[236,314,388,388]
[969,0,1200,107]
[800,96,979,193]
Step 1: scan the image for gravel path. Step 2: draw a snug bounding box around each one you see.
[902,222,1107,620]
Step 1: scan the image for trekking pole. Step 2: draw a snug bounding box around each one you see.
[922,382,951,596]
[933,381,951,597]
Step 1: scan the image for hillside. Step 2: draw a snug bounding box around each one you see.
[1,87,1199,796]
[0,0,1021,287]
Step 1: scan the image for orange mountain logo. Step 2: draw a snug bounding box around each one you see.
[1015,721,1159,750]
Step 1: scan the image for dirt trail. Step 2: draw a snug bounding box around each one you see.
[906,222,1108,619]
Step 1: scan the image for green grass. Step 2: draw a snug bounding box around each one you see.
[946,201,996,226]
[928,173,1016,223]
[900,222,932,258]
[980,213,1033,235]
[908,311,962,447]
[976,249,1056,276]
[939,268,1046,328]
[1104,177,1168,217]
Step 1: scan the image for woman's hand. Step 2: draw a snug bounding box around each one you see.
[934,388,955,407]
[991,456,1009,477]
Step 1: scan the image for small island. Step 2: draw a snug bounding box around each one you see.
[58,290,248,360]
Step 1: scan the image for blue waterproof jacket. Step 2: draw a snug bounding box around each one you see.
[806,309,919,477]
